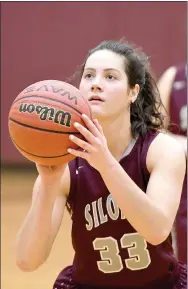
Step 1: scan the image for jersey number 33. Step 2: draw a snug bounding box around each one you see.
[93,233,151,274]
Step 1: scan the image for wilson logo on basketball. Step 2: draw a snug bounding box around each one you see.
[19,103,71,127]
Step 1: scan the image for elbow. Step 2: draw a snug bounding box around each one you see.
[16,258,43,272]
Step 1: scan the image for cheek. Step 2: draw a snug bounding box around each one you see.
[109,84,128,103]
[79,80,89,95]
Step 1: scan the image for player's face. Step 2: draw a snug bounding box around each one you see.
[79,50,136,119]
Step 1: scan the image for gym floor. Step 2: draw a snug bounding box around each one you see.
[2,168,74,289]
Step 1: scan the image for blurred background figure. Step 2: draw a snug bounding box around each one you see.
[158,63,187,264]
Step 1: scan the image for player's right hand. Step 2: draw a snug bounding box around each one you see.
[35,163,68,185]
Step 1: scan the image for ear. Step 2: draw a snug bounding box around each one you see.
[130,84,140,103]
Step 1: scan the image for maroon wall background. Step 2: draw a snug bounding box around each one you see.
[1,2,187,165]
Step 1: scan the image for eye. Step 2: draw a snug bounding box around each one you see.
[84,73,93,79]
[106,74,116,80]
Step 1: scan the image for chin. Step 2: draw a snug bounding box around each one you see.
[91,110,108,121]
[89,104,112,121]
[90,107,102,117]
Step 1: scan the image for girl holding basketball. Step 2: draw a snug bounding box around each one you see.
[16,40,187,289]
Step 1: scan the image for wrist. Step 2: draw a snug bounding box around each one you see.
[39,176,62,195]
[39,174,62,185]
[98,154,118,176]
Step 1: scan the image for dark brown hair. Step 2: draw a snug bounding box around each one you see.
[69,39,165,138]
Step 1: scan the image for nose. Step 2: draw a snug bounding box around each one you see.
[91,77,103,93]
[91,84,102,93]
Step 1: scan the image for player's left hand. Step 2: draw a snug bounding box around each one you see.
[67,114,116,173]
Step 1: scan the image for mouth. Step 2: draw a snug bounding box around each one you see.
[89,95,104,102]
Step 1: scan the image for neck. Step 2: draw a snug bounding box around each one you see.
[98,113,133,161]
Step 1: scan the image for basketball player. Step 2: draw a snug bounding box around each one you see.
[16,40,187,289]
[158,64,187,264]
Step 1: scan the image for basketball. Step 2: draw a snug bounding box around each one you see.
[8,80,92,165]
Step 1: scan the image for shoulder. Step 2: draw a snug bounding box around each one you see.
[157,66,177,109]
[158,66,177,88]
[146,132,186,173]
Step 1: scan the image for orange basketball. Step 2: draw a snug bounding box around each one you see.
[8,80,92,165]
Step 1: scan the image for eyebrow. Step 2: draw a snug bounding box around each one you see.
[84,67,120,73]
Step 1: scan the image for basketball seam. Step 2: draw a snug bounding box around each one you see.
[13,95,86,116]
[9,117,81,135]
[11,137,80,158]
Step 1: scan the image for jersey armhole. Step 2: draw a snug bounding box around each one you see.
[140,131,160,186]
[66,158,78,213]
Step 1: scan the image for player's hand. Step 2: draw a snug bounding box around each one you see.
[36,163,67,185]
[67,114,116,173]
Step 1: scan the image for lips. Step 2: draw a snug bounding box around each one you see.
[89,95,104,102]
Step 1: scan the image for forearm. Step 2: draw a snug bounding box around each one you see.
[100,161,169,245]
[16,180,60,270]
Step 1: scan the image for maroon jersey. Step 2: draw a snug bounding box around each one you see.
[61,131,180,288]
[169,64,187,136]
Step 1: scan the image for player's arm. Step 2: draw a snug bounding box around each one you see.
[16,164,70,272]
[100,134,186,245]
[158,66,187,155]
[157,66,177,128]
